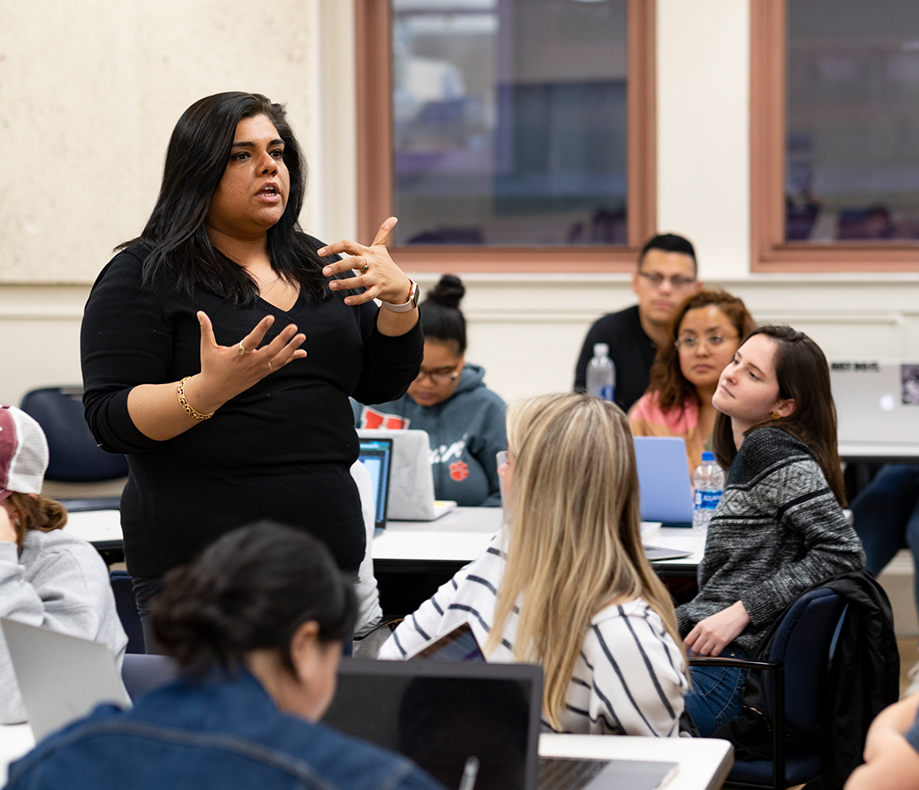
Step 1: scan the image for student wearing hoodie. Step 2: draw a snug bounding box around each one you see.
[353,275,506,507]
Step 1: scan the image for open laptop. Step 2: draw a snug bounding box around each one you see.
[830,360,919,446]
[358,429,457,521]
[324,656,677,790]
[1,618,130,741]
[633,437,695,528]
[358,436,394,531]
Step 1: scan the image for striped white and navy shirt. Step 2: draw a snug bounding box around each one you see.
[379,533,688,737]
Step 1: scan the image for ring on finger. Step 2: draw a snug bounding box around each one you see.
[238,341,251,355]
[361,263,370,273]
[267,361,273,371]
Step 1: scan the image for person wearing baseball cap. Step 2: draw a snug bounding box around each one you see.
[0,405,127,724]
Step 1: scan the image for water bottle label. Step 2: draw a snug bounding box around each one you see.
[694,490,722,510]
[600,385,614,401]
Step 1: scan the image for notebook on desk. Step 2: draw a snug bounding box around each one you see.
[830,359,919,446]
[325,657,677,790]
[633,437,695,527]
[358,429,457,521]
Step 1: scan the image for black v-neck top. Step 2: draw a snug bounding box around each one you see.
[81,243,422,575]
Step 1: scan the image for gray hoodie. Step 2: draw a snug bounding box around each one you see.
[0,528,128,723]
[353,364,507,506]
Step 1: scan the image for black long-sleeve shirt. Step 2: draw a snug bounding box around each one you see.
[573,305,656,412]
[81,243,422,576]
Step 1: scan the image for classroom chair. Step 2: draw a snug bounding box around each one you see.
[20,387,128,484]
[688,588,847,790]
[122,654,179,701]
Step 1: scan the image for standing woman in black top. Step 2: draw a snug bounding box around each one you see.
[80,92,422,645]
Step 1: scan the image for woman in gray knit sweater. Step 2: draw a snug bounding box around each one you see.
[676,326,865,736]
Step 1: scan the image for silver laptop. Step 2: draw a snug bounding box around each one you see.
[633,437,695,527]
[324,656,677,790]
[1,618,130,741]
[831,360,919,446]
[358,429,457,521]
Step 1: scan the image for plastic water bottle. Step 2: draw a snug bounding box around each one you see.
[692,452,724,549]
[586,343,615,402]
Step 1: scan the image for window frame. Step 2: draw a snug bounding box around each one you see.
[355,0,657,273]
[750,0,919,272]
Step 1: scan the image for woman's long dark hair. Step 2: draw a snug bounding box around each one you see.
[152,522,356,677]
[713,325,846,506]
[121,92,328,305]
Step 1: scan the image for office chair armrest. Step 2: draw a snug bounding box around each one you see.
[687,656,786,790]
[687,656,777,672]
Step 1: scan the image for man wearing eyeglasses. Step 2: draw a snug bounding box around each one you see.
[573,233,702,411]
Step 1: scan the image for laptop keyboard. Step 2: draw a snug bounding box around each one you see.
[538,757,607,790]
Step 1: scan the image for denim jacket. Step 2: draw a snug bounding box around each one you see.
[6,668,443,790]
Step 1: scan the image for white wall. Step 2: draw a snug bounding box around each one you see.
[3,0,919,408]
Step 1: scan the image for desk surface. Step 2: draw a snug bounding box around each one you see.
[65,508,702,570]
[1,723,731,790]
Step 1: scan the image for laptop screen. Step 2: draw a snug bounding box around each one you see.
[358,437,394,530]
[323,660,543,790]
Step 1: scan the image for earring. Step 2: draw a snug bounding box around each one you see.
[771,411,781,420]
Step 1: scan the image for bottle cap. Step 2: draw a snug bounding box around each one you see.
[701,451,715,462]
[593,343,609,358]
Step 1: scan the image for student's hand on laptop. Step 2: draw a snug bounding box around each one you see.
[0,506,16,543]
[684,601,751,657]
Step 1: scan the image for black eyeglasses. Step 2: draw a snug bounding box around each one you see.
[416,369,461,385]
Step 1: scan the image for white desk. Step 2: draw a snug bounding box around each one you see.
[62,507,701,573]
[540,733,733,790]
[0,724,732,790]
[838,442,919,463]
[0,724,33,784]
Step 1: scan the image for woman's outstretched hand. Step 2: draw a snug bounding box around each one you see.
[684,601,751,657]
[189,311,307,412]
[317,217,413,307]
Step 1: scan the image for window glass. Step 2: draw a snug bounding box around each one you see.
[786,0,919,242]
[392,0,628,246]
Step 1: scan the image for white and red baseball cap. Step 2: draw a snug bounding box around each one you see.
[0,406,48,502]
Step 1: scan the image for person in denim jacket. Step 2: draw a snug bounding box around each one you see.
[6,523,443,790]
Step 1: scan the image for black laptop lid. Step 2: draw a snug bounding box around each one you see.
[323,659,544,790]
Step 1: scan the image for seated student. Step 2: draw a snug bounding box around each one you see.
[6,522,443,790]
[676,326,866,736]
[845,693,919,789]
[380,393,688,736]
[629,289,756,476]
[573,233,702,411]
[0,405,127,725]
[848,465,919,695]
[354,274,506,507]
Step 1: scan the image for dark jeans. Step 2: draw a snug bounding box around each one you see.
[133,564,361,657]
[851,464,919,612]
[684,646,749,737]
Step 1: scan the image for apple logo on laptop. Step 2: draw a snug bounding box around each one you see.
[880,392,896,411]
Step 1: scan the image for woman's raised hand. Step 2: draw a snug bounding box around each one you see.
[193,311,307,409]
[317,217,413,307]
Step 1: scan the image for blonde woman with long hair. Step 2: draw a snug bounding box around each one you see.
[380,393,688,736]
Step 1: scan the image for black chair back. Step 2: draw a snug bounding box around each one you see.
[20,387,128,482]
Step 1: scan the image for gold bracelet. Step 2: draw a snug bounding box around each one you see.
[176,377,215,421]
